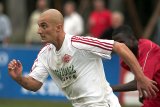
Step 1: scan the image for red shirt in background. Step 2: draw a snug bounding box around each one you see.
[88,10,111,38]
[121,39,160,107]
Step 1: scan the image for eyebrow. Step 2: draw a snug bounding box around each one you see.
[40,22,47,25]
[38,22,48,27]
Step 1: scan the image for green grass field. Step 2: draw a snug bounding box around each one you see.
[0,99,139,107]
[0,99,72,107]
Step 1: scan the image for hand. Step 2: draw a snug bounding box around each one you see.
[8,59,23,80]
[137,76,159,98]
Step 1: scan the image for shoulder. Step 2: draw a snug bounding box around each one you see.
[71,12,83,21]
[73,12,82,17]
[71,36,114,44]
[71,36,114,50]
[139,39,160,55]
[139,39,152,45]
[139,39,158,50]
[30,10,41,18]
[0,15,9,21]
[31,10,40,15]
[38,43,53,56]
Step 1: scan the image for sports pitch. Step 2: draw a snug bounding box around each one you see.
[0,99,71,107]
[0,99,138,107]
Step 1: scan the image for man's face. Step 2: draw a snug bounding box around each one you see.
[37,15,57,44]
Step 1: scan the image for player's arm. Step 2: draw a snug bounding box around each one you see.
[8,59,42,92]
[14,76,42,92]
[111,79,137,92]
[112,41,159,97]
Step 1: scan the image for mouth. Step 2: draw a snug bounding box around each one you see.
[40,35,45,39]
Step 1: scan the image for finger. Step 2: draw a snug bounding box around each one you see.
[142,90,148,98]
[151,83,159,92]
[145,88,152,97]
[8,60,17,70]
[17,60,21,67]
[13,59,20,68]
[148,86,157,97]
[8,63,14,69]
[151,80,157,85]
[10,60,17,67]
[8,62,12,67]
[8,66,13,71]
[8,66,15,71]
[10,60,14,65]
[13,59,18,65]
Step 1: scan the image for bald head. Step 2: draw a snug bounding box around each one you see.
[37,9,65,47]
[40,9,64,25]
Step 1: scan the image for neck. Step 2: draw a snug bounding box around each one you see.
[55,32,65,51]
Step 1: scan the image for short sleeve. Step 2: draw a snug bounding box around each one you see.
[71,36,114,59]
[28,45,51,83]
[29,58,49,83]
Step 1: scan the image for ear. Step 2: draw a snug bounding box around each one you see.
[56,24,63,32]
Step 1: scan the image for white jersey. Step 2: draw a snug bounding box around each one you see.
[29,34,121,107]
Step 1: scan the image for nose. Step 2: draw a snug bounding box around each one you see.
[37,27,42,35]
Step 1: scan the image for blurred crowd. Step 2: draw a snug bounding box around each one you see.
[0,2,12,45]
[0,0,160,46]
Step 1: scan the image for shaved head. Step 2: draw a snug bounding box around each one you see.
[37,9,65,49]
[40,9,64,25]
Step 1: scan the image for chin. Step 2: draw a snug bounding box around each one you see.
[42,40,53,44]
[41,40,47,43]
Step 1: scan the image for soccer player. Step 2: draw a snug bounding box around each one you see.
[111,25,160,107]
[8,9,158,107]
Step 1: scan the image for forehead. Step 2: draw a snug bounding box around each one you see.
[38,15,50,25]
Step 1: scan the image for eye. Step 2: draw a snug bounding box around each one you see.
[41,24,47,29]
[40,22,47,29]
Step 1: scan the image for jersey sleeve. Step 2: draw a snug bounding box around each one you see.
[28,45,50,83]
[28,58,49,83]
[71,36,114,59]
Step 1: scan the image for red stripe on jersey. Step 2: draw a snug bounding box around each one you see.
[72,36,113,47]
[72,38,113,49]
[72,40,112,51]
[71,36,113,50]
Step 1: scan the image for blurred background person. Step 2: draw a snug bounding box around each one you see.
[0,2,12,45]
[63,1,84,36]
[100,11,124,39]
[88,0,112,38]
[25,0,48,45]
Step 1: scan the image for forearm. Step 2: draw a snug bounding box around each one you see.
[113,42,144,80]
[112,80,137,92]
[14,76,42,92]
